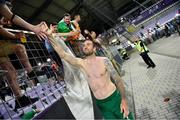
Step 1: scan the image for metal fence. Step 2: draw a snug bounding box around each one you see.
[0,30,66,119]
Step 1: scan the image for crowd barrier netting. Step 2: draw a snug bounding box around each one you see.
[0,30,66,119]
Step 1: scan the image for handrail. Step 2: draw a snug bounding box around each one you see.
[140,0,163,14]
[5,28,35,34]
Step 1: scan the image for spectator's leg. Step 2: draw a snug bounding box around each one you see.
[0,60,22,98]
[0,42,22,98]
[14,44,32,72]
[14,44,38,85]
[0,43,38,108]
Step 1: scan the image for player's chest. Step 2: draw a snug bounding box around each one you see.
[84,62,107,78]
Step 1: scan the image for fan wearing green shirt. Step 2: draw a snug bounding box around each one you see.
[57,13,80,54]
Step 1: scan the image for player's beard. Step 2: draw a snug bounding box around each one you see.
[84,50,94,56]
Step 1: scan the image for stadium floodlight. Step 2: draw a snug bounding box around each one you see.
[47,58,51,62]
[38,62,42,66]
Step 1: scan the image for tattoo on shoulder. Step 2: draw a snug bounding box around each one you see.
[104,58,113,69]
[104,58,121,84]
[104,58,110,66]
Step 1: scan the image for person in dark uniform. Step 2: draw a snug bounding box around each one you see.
[132,36,156,69]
